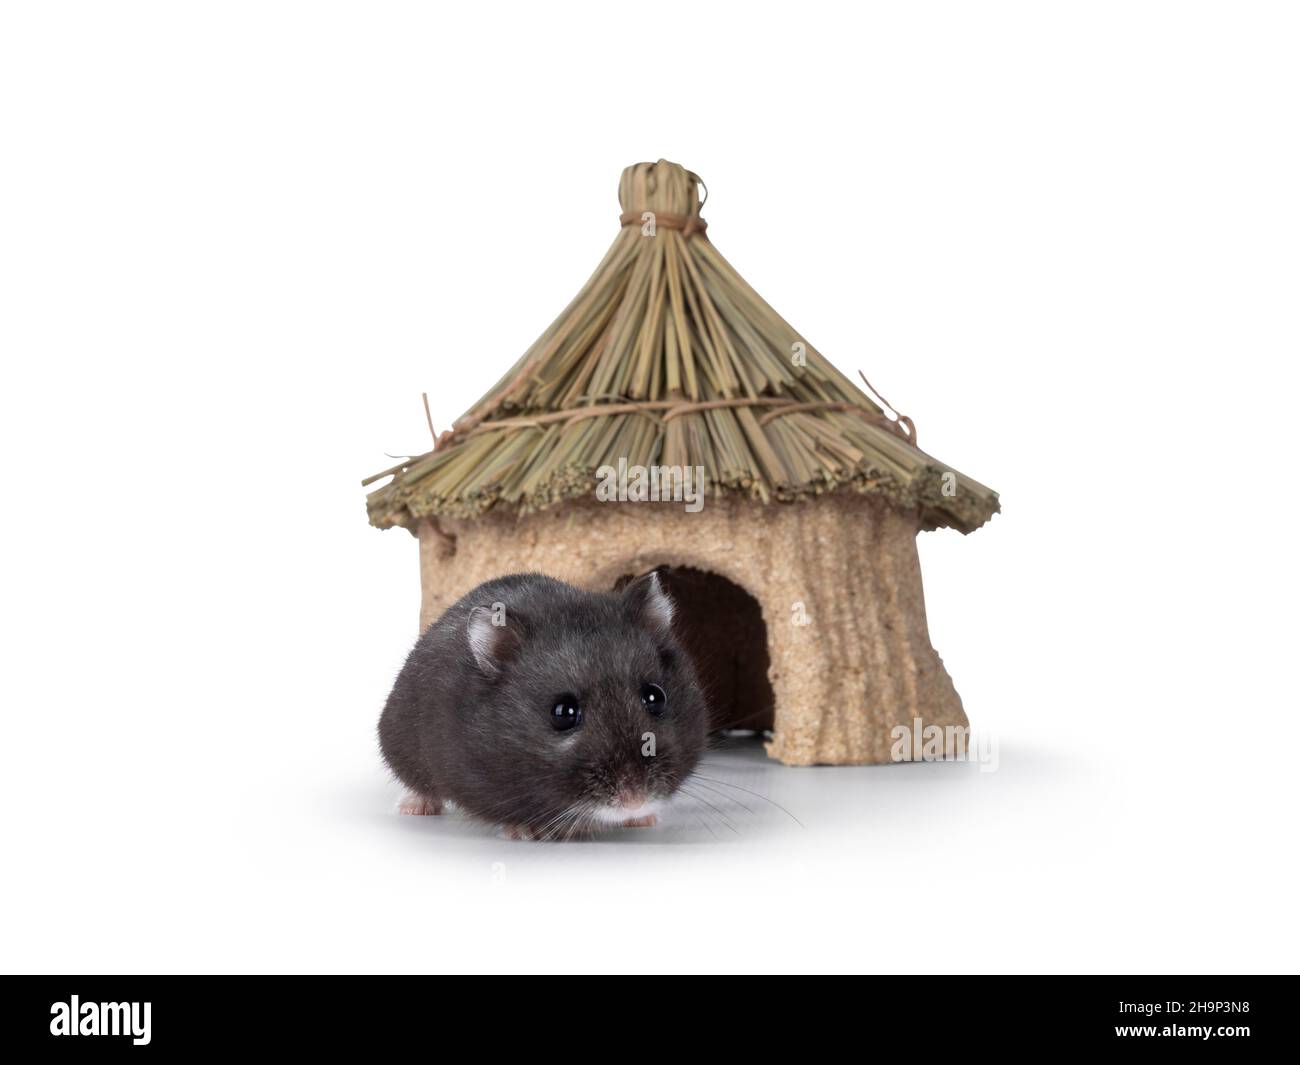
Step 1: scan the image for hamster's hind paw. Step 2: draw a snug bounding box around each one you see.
[398,792,444,816]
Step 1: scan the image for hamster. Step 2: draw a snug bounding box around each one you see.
[378,571,708,839]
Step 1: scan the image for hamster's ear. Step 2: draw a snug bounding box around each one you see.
[467,605,523,675]
[622,570,674,637]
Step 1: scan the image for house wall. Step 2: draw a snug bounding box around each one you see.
[414,494,967,765]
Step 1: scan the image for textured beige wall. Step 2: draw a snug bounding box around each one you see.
[415,495,967,765]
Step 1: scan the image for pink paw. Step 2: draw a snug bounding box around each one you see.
[398,793,443,816]
[620,813,658,828]
[500,825,537,841]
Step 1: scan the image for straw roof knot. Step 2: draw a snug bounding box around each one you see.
[619,210,708,238]
[616,159,708,237]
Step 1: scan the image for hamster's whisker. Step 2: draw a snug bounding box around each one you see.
[676,785,740,835]
[681,796,736,838]
[692,813,720,840]
[683,776,756,816]
[561,805,595,842]
[686,773,806,828]
[534,799,592,841]
[534,801,586,843]
[568,806,596,842]
[530,807,572,841]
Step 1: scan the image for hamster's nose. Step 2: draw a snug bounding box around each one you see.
[616,788,648,810]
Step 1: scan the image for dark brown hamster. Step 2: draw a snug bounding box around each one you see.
[378,571,708,839]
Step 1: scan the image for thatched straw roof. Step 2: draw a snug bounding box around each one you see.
[366,160,998,533]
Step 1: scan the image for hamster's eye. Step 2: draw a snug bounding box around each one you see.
[551,693,582,731]
[641,682,667,716]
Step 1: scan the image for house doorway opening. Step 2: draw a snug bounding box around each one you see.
[615,566,774,733]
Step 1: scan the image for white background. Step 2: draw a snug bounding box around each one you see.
[2,1,1296,974]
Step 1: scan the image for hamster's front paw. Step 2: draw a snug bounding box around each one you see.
[398,792,443,816]
[620,814,658,828]
[498,824,539,841]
